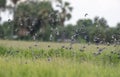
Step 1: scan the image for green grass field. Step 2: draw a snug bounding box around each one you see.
[0,40,120,77]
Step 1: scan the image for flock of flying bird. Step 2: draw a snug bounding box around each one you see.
[5,13,120,61]
[29,13,119,58]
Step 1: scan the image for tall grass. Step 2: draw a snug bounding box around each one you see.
[0,56,120,77]
[0,40,120,77]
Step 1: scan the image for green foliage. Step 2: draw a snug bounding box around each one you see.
[12,0,73,39]
[15,1,53,17]
[0,0,6,8]
[77,19,93,27]
[0,46,8,55]
[1,22,14,39]
[117,23,120,29]
[0,26,4,38]
[0,0,119,43]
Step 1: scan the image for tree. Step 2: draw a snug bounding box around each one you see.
[56,0,73,26]
[93,17,108,27]
[12,0,73,40]
[0,25,4,38]
[77,19,93,27]
[0,21,14,39]
[0,0,7,23]
[98,17,108,28]
[13,1,54,37]
[117,23,120,29]
[0,0,6,8]
[93,16,99,25]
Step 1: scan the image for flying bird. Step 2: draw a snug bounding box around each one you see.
[85,13,88,17]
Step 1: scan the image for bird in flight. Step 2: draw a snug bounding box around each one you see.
[85,13,88,17]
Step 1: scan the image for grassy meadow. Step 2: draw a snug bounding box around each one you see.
[0,40,120,77]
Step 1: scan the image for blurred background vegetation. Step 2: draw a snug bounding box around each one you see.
[0,0,120,44]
